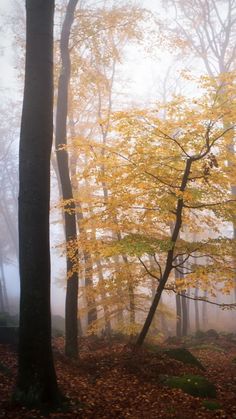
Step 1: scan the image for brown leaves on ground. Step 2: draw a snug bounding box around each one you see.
[0,335,236,418]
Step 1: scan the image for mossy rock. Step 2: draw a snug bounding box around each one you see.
[163,348,205,371]
[163,375,216,398]
[205,329,219,339]
[202,400,221,410]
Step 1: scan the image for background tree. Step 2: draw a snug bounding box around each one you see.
[55,0,79,359]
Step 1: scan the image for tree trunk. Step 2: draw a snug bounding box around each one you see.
[136,158,192,346]
[181,291,188,336]
[68,119,97,328]
[14,0,60,406]
[0,249,9,312]
[55,0,79,358]
[202,290,208,329]
[194,286,200,332]
[176,293,182,337]
[0,279,4,312]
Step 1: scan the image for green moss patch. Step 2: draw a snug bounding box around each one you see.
[163,374,216,398]
[202,400,221,410]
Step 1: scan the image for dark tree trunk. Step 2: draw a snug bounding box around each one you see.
[55,0,79,358]
[14,0,60,406]
[136,158,192,346]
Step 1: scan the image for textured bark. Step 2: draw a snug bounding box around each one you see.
[55,0,79,358]
[14,0,60,406]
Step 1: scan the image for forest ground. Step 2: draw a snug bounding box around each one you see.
[0,334,236,418]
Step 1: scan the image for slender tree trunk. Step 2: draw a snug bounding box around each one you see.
[136,158,192,346]
[14,0,60,406]
[0,249,9,312]
[175,261,182,337]
[194,286,200,331]
[116,230,135,325]
[186,288,191,333]
[181,291,188,336]
[0,202,18,258]
[176,293,182,337]
[202,290,208,329]
[0,279,4,312]
[55,0,79,358]
[69,118,97,327]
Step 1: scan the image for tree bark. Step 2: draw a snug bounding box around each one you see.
[14,0,60,406]
[55,0,79,358]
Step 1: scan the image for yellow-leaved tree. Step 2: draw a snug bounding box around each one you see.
[71,73,236,342]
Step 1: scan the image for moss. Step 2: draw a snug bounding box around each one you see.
[202,400,221,410]
[163,375,216,398]
[163,348,205,370]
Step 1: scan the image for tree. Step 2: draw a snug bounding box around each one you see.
[163,0,236,76]
[91,76,236,345]
[66,4,146,332]
[55,0,79,359]
[14,0,60,406]
[163,0,236,313]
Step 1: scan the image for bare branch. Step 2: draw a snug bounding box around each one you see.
[138,257,160,281]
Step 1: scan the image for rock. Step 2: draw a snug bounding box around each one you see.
[162,348,205,370]
[205,329,219,339]
[163,374,216,398]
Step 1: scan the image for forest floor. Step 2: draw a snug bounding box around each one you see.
[0,334,236,418]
